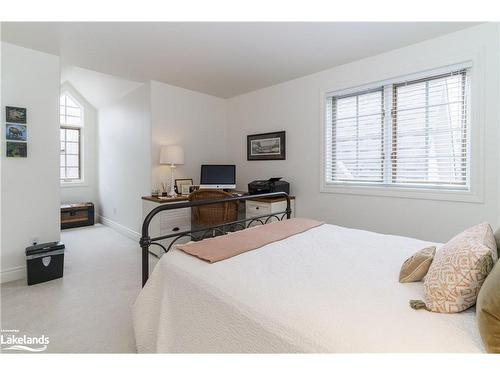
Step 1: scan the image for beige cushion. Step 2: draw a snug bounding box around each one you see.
[399,246,436,283]
[423,223,497,313]
[477,260,500,353]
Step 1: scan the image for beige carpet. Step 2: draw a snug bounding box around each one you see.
[0,224,158,353]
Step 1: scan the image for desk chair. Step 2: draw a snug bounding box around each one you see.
[188,189,239,228]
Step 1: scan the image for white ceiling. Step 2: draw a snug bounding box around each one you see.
[2,22,479,98]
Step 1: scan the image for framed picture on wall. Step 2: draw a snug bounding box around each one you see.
[247,131,286,161]
[6,106,27,124]
[6,141,27,157]
[6,123,27,141]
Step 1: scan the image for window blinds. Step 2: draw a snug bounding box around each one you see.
[325,67,470,190]
[392,71,468,187]
[327,89,384,183]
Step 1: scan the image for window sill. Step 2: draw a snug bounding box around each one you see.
[320,182,483,203]
[61,181,88,188]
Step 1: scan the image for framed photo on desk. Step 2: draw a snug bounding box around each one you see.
[175,178,193,195]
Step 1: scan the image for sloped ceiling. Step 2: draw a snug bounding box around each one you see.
[60,65,143,109]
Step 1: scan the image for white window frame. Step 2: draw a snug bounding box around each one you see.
[60,91,85,187]
[320,61,485,203]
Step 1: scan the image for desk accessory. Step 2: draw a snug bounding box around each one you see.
[160,145,184,197]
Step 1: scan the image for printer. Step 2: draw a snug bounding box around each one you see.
[248,177,290,195]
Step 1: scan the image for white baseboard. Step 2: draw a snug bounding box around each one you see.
[2,218,139,284]
[98,215,140,241]
[1,265,26,284]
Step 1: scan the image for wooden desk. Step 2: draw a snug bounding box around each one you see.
[142,195,188,204]
[141,193,296,257]
[246,195,295,203]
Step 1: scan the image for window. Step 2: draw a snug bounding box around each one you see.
[324,66,470,192]
[392,72,468,187]
[60,94,83,182]
[327,89,384,183]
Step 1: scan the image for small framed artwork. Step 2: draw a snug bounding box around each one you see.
[6,106,27,124]
[6,123,27,141]
[247,131,286,160]
[175,178,194,195]
[6,141,27,157]
[181,184,193,195]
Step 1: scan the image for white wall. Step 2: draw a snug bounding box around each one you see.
[150,81,227,190]
[1,42,61,282]
[98,83,152,237]
[226,23,500,242]
[96,80,227,236]
[60,82,99,217]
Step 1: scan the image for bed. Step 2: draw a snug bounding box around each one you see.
[133,194,484,353]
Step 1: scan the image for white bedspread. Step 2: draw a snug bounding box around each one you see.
[132,224,484,353]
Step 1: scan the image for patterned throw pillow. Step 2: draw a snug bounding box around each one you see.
[399,246,436,283]
[419,223,497,313]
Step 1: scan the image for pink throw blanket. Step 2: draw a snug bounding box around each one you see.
[176,217,324,263]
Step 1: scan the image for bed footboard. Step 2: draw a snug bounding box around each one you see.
[139,192,291,286]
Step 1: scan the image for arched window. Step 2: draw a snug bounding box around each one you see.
[60,93,83,182]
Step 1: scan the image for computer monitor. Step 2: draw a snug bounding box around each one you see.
[200,164,236,189]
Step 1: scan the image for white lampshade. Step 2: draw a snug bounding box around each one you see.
[160,145,184,165]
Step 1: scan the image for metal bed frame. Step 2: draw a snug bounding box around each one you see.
[139,192,291,286]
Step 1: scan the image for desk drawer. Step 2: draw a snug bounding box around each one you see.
[150,209,190,258]
[160,209,190,234]
[246,201,271,217]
